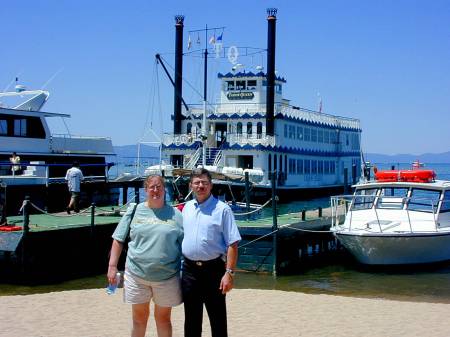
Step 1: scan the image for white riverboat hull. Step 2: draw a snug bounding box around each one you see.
[335,231,450,265]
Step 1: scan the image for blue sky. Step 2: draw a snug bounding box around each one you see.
[2,0,449,154]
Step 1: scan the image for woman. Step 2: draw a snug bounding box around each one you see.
[108,175,183,337]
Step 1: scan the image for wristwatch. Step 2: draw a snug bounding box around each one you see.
[225,268,235,277]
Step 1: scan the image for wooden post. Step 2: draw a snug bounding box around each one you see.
[134,187,140,204]
[90,202,96,272]
[22,196,30,274]
[244,171,250,220]
[122,186,128,205]
[271,171,278,276]
[301,210,306,221]
[344,168,349,194]
[318,207,322,218]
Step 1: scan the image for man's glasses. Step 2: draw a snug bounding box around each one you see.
[191,180,210,187]
[148,184,163,191]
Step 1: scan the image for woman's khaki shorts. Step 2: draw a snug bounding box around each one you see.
[123,270,182,307]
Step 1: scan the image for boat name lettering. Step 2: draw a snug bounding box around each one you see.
[227,92,254,100]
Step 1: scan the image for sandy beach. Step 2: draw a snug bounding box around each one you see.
[1,288,450,337]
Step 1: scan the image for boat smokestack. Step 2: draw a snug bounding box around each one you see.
[173,15,184,134]
[265,8,277,136]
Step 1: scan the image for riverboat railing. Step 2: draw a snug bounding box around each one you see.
[0,162,114,186]
[186,102,361,130]
[331,195,441,233]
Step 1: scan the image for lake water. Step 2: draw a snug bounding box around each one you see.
[2,163,450,303]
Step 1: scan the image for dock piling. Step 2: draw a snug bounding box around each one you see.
[301,210,306,221]
[271,171,278,276]
[318,207,322,218]
[244,172,250,220]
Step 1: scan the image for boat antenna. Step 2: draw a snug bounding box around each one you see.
[2,71,23,92]
[41,67,64,89]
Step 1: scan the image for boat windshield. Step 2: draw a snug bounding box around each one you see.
[406,188,441,213]
[441,191,450,213]
[351,188,377,210]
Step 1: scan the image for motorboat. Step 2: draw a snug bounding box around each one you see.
[330,168,450,265]
[0,83,118,216]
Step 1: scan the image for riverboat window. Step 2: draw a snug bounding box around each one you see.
[304,128,311,141]
[407,188,441,213]
[346,134,349,146]
[297,126,303,140]
[318,160,324,174]
[275,84,282,94]
[268,154,272,173]
[289,125,295,138]
[324,130,330,143]
[256,122,262,138]
[247,122,252,136]
[311,160,318,174]
[330,161,336,174]
[247,80,257,89]
[14,119,27,136]
[226,81,235,91]
[440,191,450,213]
[324,161,329,174]
[304,160,311,174]
[284,124,288,137]
[236,81,246,90]
[187,123,192,134]
[318,130,324,143]
[237,122,242,135]
[0,120,7,135]
[297,159,303,174]
[311,129,317,142]
[351,188,378,210]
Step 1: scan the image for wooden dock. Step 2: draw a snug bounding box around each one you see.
[0,201,341,283]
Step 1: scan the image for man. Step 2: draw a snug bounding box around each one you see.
[9,152,21,175]
[182,168,241,337]
[65,161,84,214]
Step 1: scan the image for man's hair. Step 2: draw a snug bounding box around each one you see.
[72,161,80,168]
[144,175,166,189]
[190,168,212,182]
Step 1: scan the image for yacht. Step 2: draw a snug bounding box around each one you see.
[0,84,118,216]
[330,169,450,265]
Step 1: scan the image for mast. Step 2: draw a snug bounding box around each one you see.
[202,24,208,167]
[265,8,277,136]
[173,15,184,134]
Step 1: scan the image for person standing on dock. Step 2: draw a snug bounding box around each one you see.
[182,168,241,337]
[9,152,21,175]
[108,175,183,337]
[65,161,84,214]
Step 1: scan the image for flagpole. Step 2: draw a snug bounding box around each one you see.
[202,24,208,167]
[188,24,225,167]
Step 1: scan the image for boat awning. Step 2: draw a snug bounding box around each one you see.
[0,107,70,118]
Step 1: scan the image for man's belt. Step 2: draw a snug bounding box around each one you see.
[183,256,223,267]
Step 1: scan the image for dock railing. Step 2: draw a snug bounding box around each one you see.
[0,162,114,186]
[331,195,440,233]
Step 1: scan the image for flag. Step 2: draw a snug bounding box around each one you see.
[196,34,201,45]
[209,34,216,44]
[187,34,192,50]
[318,97,323,113]
[216,32,223,42]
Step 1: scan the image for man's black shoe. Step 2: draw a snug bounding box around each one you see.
[66,207,71,215]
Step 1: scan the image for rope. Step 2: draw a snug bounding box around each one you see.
[233,198,272,216]
[29,202,92,217]
[237,221,334,249]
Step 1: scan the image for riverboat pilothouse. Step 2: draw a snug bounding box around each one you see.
[159,10,362,201]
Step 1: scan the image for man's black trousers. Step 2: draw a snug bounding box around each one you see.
[182,257,227,337]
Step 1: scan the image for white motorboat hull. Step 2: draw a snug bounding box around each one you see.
[335,231,450,265]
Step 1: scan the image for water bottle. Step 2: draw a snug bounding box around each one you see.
[106,272,121,295]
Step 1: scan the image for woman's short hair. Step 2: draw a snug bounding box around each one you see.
[190,168,212,182]
[144,175,166,189]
